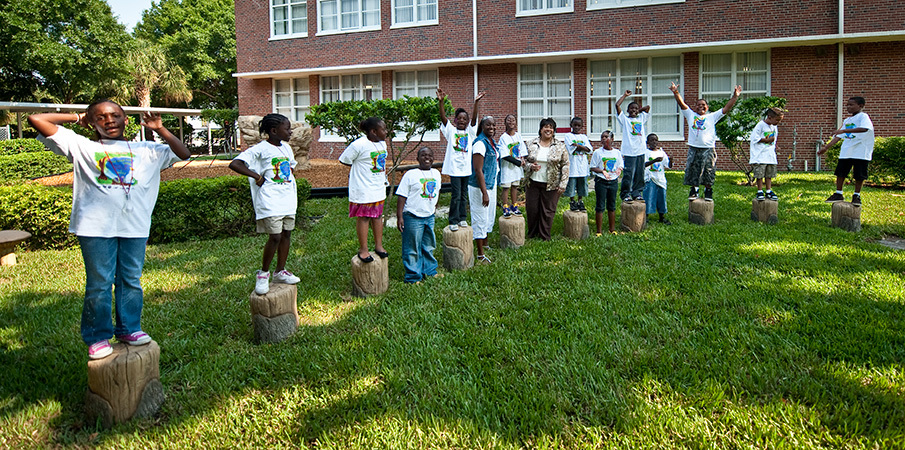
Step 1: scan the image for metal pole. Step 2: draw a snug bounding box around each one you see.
[16,113,22,138]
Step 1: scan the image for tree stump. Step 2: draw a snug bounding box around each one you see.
[85,341,164,428]
[751,199,779,224]
[563,210,589,240]
[250,283,299,343]
[688,199,714,225]
[620,201,647,232]
[442,225,474,270]
[351,252,389,297]
[831,202,861,232]
[498,216,525,249]
[0,230,31,266]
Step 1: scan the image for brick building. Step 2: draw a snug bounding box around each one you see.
[235,0,905,170]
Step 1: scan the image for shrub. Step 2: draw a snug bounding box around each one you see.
[821,136,905,187]
[0,138,46,156]
[149,176,311,244]
[0,184,76,250]
[0,152,72,182]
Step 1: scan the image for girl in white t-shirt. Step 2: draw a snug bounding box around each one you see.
[229,114,301,295]
[339,117,389,263]
[29,100,190,360]
[437,87,484,231]
[498,114,526,217]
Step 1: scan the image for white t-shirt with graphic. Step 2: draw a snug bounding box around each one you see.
[590,147,624,181]
[235,140,298,220]
[839,112,875,161]
[440,121,475,177]
[748,120,778,165]
[38,127,182,238]
[644,148,670,189]
[339,135,388,204]
[564,132,591,177]
[498,131,526,185]
[617,111,650,157]
[682,109,725,148]
[396,168,442,218]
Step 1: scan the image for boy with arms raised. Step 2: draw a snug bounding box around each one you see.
[615,90,651,203]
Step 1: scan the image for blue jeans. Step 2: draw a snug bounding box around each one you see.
[449,176,469,224]
[78,236,148,345]
[644,181,668,214]
[401,212,438,283]
[621,155,645,199]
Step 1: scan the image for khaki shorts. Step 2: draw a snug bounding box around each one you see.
[499,181,519,189]
[752,164,777,179]
[256,215,296,234]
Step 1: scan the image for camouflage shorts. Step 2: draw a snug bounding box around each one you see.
[683,146,716,187]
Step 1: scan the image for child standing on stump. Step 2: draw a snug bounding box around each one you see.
[590,130,624,235]
[340,117,390,263]
[749,108,785,201]
[669,82,741,202]
[437,88,485,231]
[396,148,443,283]
[229,113,301,295]
[616,90,651,204]
[498,114,526,217]
[564,117,593,211]
[643,134,671,225]
[28,100,190,359]
[818,96,874,206]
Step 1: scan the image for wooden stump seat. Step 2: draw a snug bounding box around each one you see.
[751,199,779,224]
[442,225,474,270]
[563,210,589,240]
[831,201,861,232]
[250,282,299,343]
[498,215,525,249]
[620,201,647,232]
[688,199,714,225]
[85,341,164,428]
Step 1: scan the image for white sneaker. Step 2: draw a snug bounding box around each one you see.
[254,270,270,295]
[449,224,459,231]
[273,269,300,284]
[459,220,468,227]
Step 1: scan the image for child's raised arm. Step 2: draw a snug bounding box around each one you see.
[471,91,486,127]
[141,112,191,160]
[437,88,449,126]
[721,85,742,115]
[615,90,631,115]
[668,82,689,110]
[27,112,86,137]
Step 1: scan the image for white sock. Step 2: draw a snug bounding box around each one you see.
[836,190,843,195]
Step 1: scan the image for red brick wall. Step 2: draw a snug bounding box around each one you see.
[846,0,905,34]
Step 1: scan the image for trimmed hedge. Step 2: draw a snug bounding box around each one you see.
[0,184,77,250]
[822,136,905,186]
[149,176,311,244]
[0,151,72,182]
[0,138,46,156]
[0,176,311,249]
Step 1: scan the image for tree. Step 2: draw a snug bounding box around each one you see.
[134,0,237,109]
[0,0,132,103]
[306,96,450,184]
[709,95,787,185]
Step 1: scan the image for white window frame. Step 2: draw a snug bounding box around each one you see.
[516,0,573,17]
[317,0,381,35]
[517,62,574,135]
[273,77,310,124]
[270,0,308,40]
[319,73,382,141]
[391,0,438,28]
[700,50,770,102]
[393,70,440,141]
[587,55,684,141]
[586,0,683,10]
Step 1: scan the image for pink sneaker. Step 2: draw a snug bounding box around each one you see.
[116,331,152,346]
[88,340,113,359]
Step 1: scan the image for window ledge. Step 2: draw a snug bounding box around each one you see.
[316,25,381,37]
[390,20,439,30]
[515,8,573,18]
[269,33,308,41]
[586,0,683,10]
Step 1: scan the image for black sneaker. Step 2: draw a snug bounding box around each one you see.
[623,194,634,204]
[578,200,587,211]
[851,193,862,206]
[633,195,644,202]
[825,193,845,203]
[704,187,714,202]
[569,201,579,211]
[688,187,698,200]
[766,191,778,201]
[755,191,765,201]
[659,218,672,225]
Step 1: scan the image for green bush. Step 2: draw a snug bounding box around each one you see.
[149,176,311,244]
[821,136,905,186]
[0,151,72,182]
[0,183,76,250]
[0,138,46,156]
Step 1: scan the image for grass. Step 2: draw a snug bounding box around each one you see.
[1,171,904,449]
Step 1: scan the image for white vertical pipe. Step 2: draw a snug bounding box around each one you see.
[837,43,844,128]
[473,0,478,97]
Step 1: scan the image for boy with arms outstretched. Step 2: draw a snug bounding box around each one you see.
[669,82,741,202]
[818,97,874,206]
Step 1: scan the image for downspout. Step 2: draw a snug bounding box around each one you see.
[473,0,478,97]
[837,0,844,128]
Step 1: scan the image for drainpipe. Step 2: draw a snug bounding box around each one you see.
[473,0,478,97]
[837,0,844,129]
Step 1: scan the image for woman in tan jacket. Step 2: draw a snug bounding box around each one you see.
[524,118,570,240]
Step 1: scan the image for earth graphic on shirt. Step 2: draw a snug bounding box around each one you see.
[508,142,521,157]
[648,158,662,172]
[370,151,387,173]
[95,154,135,185]
[420,177,438,199]
[455,134,469,152]
[603,158,618,172]
[693,116,706,131]
[631,121,643,136]
[843,122,856,139]
[763,130,775,140]
[271,157,293,183]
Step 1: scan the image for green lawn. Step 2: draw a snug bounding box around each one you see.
[2,171,904,448]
